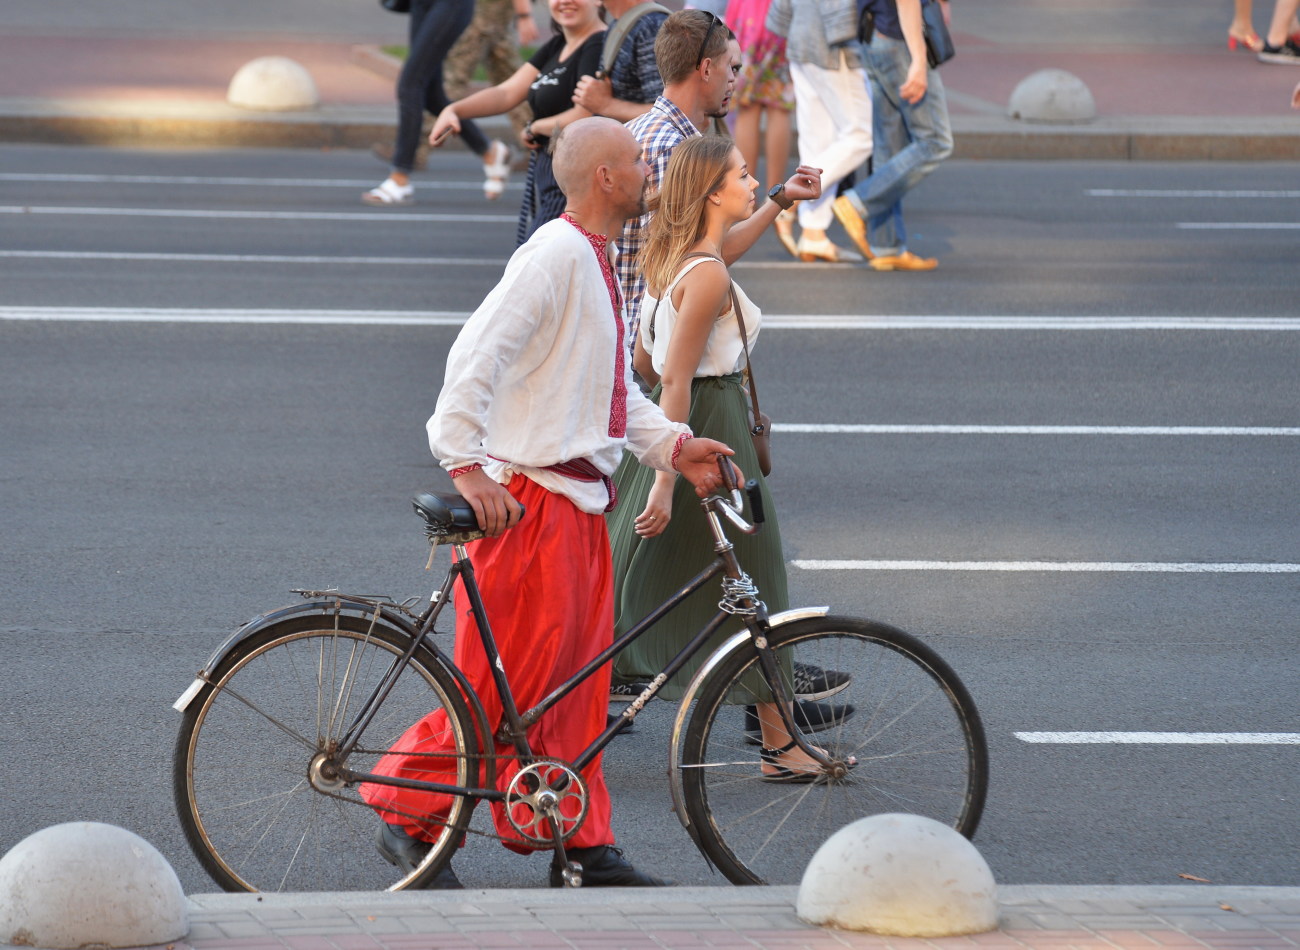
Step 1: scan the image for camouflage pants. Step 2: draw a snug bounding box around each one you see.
[444,0,532,140]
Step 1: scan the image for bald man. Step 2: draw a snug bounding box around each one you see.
[363,117,735,890]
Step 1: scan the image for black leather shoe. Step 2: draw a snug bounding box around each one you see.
[376,822,464,889]
[743,699,856,745]
[548,845,674,887]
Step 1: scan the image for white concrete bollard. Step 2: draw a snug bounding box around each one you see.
[227,55,320,111]
[796,813,998,936]
[0,822,188,949]
[1008,68,1096,123]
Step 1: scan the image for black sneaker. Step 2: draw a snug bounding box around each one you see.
[1258,38,1300,63]
[375,822,464,889]
[549,845,674,887]
[609,680,650,701]
[792,661,851,701]
[605,712,635,735]
[743,699,856,746]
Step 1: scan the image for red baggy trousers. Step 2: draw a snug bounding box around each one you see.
[361,474,615,851]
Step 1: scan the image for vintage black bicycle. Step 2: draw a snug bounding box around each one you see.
[173,461,987,891]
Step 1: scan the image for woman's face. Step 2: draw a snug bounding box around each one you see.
[710,147,758,223]
[549,0,600,33]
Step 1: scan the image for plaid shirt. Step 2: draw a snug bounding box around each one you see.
[617,96,702,348]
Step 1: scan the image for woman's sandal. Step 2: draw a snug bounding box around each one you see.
[759,739,825,784]
[362,177,414,206]
[483,140,511,201]
[773,207,799,259]
[1228,28,1265,52]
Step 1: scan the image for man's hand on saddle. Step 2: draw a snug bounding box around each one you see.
[454,467,524,536]
[676,438,742,498]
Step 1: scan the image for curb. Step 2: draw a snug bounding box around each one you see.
[175,884,1300,947]
[3,101,1296,159]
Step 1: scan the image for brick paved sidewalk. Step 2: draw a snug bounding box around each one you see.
[175,886,1300,950]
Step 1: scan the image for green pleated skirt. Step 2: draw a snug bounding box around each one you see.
[608,374,789,703]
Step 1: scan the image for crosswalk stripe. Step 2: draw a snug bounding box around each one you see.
[1016,732,1300,744]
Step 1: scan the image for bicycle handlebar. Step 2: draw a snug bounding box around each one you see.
[711,456,765,533]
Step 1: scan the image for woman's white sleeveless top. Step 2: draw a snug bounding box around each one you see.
[638,256,761,378]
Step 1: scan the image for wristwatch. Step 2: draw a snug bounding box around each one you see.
[768,183,794,211]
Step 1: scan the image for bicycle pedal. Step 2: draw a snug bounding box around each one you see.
[561,860,583,887]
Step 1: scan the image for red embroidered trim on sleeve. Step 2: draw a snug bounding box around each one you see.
[670,433,691,471]
[448,463,483,479]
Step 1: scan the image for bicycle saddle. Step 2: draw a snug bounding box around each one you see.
[413,491,480,534]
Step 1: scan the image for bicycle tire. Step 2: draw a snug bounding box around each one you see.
[174,613,478,892]
[679,616,987,885]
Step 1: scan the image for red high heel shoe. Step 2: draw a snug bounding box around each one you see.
[1228,28,1264,52]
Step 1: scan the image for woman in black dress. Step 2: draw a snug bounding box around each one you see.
[428,0,605,243]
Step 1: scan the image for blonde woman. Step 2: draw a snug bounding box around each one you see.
[607,135,852,781]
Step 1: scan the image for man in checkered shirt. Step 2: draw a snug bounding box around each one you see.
[616,9,825,355]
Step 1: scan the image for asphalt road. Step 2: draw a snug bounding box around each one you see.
[1,144,1297,892]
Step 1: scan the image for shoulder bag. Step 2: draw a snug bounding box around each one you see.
[922,0,955,68]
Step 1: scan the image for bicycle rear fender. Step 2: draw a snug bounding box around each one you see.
[172,598,427,713]
[665,606,830,837]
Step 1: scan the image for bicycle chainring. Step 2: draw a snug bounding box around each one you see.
[503,760,589,845]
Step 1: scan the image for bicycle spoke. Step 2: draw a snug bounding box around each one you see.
[679,619,987,884]
[176,621,477,892]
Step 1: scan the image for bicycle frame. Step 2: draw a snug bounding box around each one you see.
[333,481,815,810]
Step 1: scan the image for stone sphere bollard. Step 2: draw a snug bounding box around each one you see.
[227,55,320,111]
[1008,68,1096,123]
[0,822,188,949]
[796,813,997,936]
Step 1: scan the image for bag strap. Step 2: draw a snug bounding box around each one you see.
[730,282,764,432]
[599,2,670,77]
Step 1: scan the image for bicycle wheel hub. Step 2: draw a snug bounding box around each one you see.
[308,752,347,793]
[504,761,588,845]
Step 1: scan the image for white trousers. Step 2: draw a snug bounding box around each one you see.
[790,54,874,231]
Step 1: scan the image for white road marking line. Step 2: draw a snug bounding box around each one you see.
[0,205,516,223]
[776,424,1300,436]
[3,307,1300,333]
[0,307,471,325]
[1177,222,1300,230]
[0,252,504,267]
[1088,189,1300,198]
[1016,732,1300,744]
[752,315,1300,330]
[6,179,1294,200]
[0,173,511,191]
[791,561,1300,573]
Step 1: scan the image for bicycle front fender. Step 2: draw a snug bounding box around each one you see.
[666,605,830,836]
[171,597,424,713]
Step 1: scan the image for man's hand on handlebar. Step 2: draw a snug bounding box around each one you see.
[675,438,742,498]
[453,467,523,537]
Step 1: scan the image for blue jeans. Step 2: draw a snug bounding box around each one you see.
[848,33,953,257]
[395,0,486,173]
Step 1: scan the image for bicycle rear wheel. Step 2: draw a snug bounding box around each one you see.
[679,616,987,885]
[174,613,478,891]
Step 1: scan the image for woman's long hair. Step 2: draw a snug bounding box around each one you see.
[639,135,736,299]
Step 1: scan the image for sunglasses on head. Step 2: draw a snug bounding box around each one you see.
[696,12,722,67]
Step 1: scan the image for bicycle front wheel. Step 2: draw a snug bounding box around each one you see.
[174,613,478,891]
[679,616,987,885]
